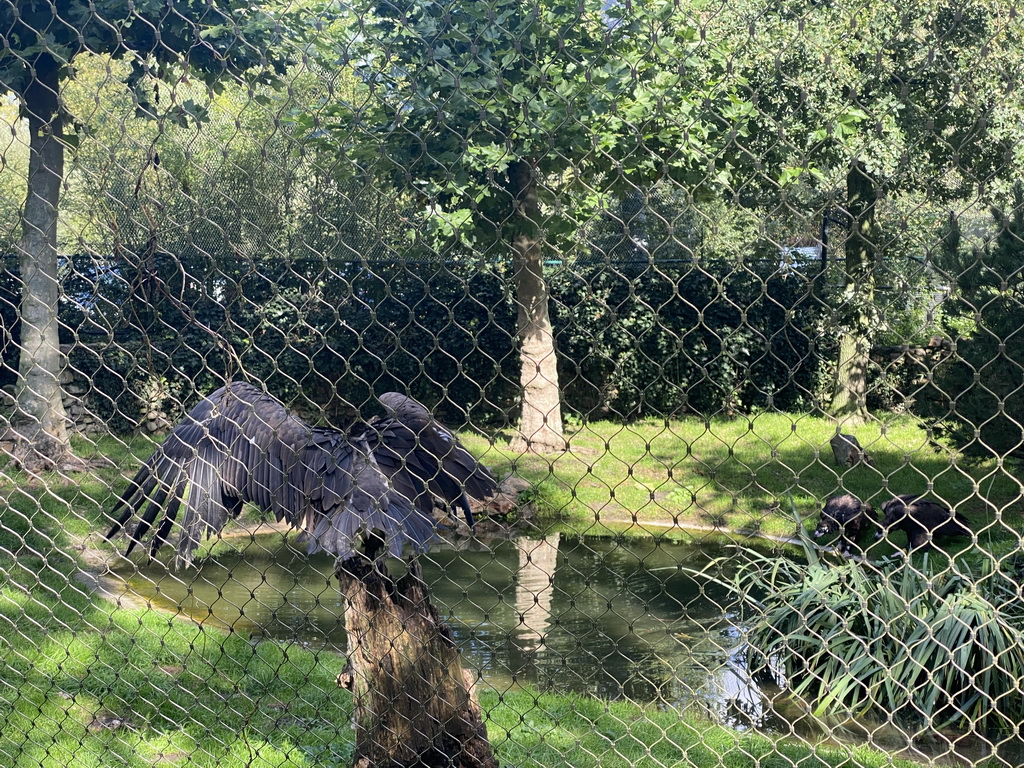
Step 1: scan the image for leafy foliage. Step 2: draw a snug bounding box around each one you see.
[733,549,1024,733]
[922,191,1024,458]
[708,0,1016,200]
[705,0,1021,419]
[298,0,740,246]
[552,191,824,417]
[0,0,286,96]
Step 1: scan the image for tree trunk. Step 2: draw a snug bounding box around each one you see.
[7,54,74,471]
[829,160,877,425]
[336,558,498,768]
[506,160,566,454]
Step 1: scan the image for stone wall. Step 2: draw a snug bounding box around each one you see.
[52,344,171,436]
[869,340,951,410]
[870,339,951,384]
[59,364,106,435]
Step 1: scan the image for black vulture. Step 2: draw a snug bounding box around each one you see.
[813,494,878,555]
[875,493,971,552]
[106,382,497,565]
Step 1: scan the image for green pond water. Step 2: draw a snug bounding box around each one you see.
[118,528,1021,764]
[122,530,765,721]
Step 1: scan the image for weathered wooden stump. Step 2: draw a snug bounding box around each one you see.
[336,558,498,768]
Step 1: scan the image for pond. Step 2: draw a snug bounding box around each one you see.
[121,529,767,720]
[116,527,1020,765]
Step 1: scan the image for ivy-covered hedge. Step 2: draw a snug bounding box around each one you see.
[917,194,1024,459]
[552,258,823,419]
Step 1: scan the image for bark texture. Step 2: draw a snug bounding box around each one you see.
[506,160,566,454]
[337,558,497,768]
[8,54,74,471]
[829,160,877,425]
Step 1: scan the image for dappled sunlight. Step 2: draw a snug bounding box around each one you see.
[0,0,1022,762]
[477,415,1023,546]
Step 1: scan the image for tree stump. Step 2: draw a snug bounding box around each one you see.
[336,558,498,768]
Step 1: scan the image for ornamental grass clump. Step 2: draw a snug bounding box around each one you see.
[732,547,1024,734]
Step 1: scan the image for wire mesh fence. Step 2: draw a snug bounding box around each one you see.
[1,0,1023,765]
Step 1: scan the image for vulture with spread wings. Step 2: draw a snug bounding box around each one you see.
[106,382,497,565]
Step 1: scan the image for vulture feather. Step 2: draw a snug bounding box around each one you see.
[106,382,497,565]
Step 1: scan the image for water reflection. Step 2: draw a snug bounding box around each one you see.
[123,530,765,720]
[112,528,1024,768]
[514,533,558,649]
[117,529,1024,765]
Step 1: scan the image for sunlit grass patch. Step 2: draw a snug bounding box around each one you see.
[482,689,920,768]
[0,440,969,768]
[468,412,1024,545]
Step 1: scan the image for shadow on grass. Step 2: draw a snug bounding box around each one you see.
[484,690,920,768]
[474,413,1023,555]
[0,468,354,767]
[0,433,962,768]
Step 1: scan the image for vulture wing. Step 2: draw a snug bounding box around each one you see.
[107,382,434,565]
[376,393,498,526]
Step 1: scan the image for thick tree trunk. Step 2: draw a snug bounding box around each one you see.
[7,54,74,471]
[506,160,566,454]
[336,558,497,768]
[829,160,877,425]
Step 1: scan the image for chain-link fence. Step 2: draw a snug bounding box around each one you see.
[1,0,1023,766]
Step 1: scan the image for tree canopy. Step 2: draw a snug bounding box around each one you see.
[701,0,1021,423]
[295,0,744,449]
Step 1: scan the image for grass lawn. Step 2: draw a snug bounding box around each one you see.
[464,411,1024,551]
[0,434,930,767]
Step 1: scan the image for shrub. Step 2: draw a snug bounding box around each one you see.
[731,547,1024,734]
[920,191,1024,459]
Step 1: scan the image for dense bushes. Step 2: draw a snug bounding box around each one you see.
[66,237,827,431]
[553,259,823,418]
[77,257,825,428]
[918,194,1024,459]
[74,253,522,429]
[549,192,826,419]
[49,164,831,430]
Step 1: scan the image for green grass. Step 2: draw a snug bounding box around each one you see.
[0,426,945,767]
[465,412,1024,549]
[72,412,1024,552]
[483,690,920,768]
[0,568,923,767]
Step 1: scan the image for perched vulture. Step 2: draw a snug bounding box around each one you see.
[106,382,497,565]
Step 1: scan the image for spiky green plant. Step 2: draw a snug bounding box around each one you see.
[732,546,1024,734]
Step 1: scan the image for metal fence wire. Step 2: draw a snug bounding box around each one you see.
[1,0,1024,766]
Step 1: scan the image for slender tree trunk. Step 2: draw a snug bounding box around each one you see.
[506,160,566,454]
[336,558,497,768]
[829,160,876,425]
[7,54,74,471]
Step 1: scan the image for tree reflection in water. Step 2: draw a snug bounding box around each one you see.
[118,530,1024,764]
